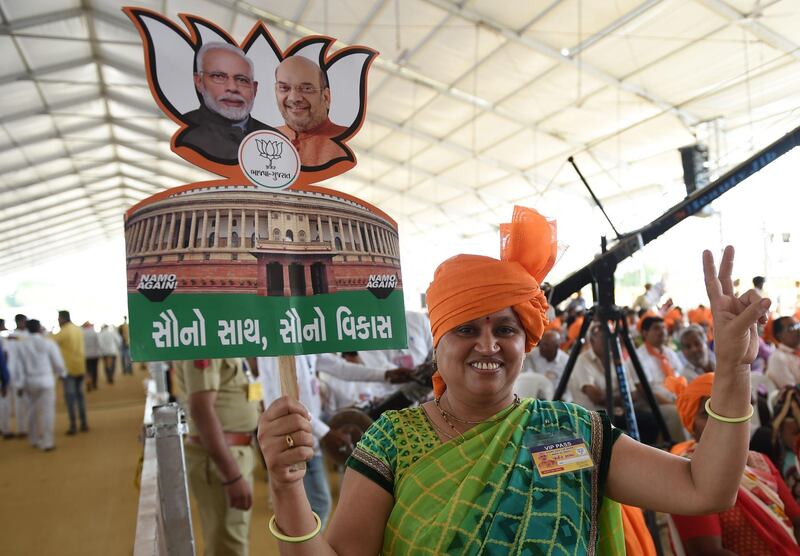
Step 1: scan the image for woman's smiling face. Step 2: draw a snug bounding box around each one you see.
[435,307,526,402]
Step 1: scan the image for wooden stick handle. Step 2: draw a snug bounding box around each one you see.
[277,356,305,471]
[278,356,299,400]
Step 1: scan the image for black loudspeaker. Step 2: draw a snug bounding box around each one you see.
[679,144,709,195]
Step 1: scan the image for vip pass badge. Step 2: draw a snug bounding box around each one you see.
[239,130,300,190]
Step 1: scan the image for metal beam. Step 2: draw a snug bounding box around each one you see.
[0,207,123,252]
[568,0,664,58]
[420,0,698,128]
[348,0,391,44]
[0,189,127,234]
[0,93,104,125]
[1,119,105,151]
[0,22,117,238]
[696,0,800,61]
[0,158,109,196]
[0,56,96,87]
[0,230,116,274]
[0,214,121,260]
[0,170,120,213]
[520,0,565,29]
[0,206,126,253]
[0,7,85,34]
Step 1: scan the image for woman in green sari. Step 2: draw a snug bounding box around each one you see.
[258,207,770,555]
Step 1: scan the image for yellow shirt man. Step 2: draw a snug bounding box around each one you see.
[54,321,86,377]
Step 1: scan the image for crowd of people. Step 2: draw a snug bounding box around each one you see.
[150,215,800,554]
[164,309,434,553]
[492,273,800,554]
[249,207,773,556]
[153,259,800,555]
[6,242,800,555]
[0,311,131,450]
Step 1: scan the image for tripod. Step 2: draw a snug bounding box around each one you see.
[551,241,672,555]
[556,157,673,446]
[553,302,673,445]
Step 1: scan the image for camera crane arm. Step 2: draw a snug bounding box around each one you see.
[550,125,800,307]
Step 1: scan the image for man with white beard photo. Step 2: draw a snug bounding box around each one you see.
[181,42,268,162]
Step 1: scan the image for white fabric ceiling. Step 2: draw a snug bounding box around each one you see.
[2,0,800,275]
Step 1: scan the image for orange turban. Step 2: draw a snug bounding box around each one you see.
[636,311,658,333]
[426,206,556,397]
[676,373,714,432]
[663,307,682,333]
[763,317,775,345]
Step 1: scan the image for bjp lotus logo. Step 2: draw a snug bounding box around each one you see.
[256,138,283,168]
[238,130,299,191]
[124,7,378,186]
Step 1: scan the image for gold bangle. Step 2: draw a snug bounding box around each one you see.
[268,511,321,543]
[704,398,753,424]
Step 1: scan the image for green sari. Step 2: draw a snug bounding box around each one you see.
[347,398,625,555]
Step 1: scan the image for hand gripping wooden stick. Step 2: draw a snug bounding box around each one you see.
[277,355,306,471]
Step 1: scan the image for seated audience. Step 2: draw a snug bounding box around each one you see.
[631,315,686,442]
[767,316,800,388]
[671,374,800,555]
[570,321,658,444]
[678,325,715,379]
[514,371,553,400]
[522,329,568,391]
[771,386,800,504]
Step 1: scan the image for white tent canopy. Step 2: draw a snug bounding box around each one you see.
[2,0,800,316]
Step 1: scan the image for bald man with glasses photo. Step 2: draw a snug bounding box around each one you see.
[181,42,269,163]
[274,56,349,168]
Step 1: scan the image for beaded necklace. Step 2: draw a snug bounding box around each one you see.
[433,393,520,439]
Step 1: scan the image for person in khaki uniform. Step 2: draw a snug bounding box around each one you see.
[176,358,260,555]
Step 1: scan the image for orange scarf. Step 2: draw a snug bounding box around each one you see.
[644,343,687,396]
[676,372,714,432]
[561,315,583,351]
[621,505,657,556]
[427,206,557,397]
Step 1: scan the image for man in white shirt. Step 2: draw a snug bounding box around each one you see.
[315,351,412,414]
[3,313,31,437]
[569,322,658,444]
[82,322,101,391]
[97,324,122,385]
[378,311,434,369]
[523,329,568,393]
[570,322,637,412]
[259,355,350,526]
[753,276,766,299]
[678,325,715,380]
[632,281,665,312]
[314,312,430,412]
[631,316,686,442]
[766,316,800,388]
[17,319,66,451]
[515,372,554,400]
[634,317,684,402]
[0,321,12,439]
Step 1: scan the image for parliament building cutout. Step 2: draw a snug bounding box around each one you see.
[125,186,401,297]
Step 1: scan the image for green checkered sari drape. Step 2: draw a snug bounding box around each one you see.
[347,399,625,555]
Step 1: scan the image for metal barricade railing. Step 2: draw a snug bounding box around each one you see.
[134,365,196,556]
